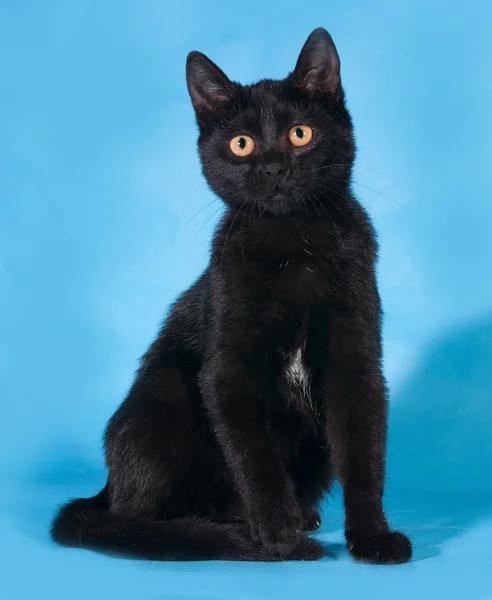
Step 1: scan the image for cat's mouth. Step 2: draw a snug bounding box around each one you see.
[269,191,288,205]
[265,188,297,215]
[269,184,288,201]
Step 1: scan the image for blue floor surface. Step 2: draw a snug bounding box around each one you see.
[1,1,491,598]
[2,481,492,599]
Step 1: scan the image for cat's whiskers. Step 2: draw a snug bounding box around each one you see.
[301,194,309,217]
[191,205,225,244]
[307,191,322,219]
[184,182,207,205]
[311,163,392,185]
[311,182,351,223]
[308,191,345,249]
[356,156,392,181]
[308,182,351,227]
[220,199,250,271]
[350,179,405,207]
[310,163,403,209]
[319,174,404,208]
[310,163,353,173]
[184,198,220,228]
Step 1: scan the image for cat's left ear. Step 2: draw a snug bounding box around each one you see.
[186,51,236,122]
[290,28,341,97]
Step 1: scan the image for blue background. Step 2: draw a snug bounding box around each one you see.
[1,1,491,598]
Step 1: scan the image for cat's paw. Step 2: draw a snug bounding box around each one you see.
[346,530,412,564]
[249,498,303,557]
[286,535,326,561]
[302,507,322,532]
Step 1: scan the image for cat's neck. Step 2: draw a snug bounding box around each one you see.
[215,206,350,258]
[222,194,354,236]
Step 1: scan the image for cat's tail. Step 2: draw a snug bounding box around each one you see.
[50,491,324,562]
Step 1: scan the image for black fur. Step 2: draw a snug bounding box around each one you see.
[51,28,412,564]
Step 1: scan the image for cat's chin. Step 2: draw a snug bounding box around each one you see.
[262,193,298,216]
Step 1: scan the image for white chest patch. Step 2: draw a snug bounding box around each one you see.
[284,347,310,394]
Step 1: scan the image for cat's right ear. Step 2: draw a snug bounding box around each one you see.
[186,52,236,123]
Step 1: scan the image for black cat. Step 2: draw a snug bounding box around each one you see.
[51,28,412,564]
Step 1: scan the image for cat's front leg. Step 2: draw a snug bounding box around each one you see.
[322,308,412,564]
[199,351,303,558]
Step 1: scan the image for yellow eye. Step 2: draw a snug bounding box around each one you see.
[289,125,313,147]
[229,135,255,157]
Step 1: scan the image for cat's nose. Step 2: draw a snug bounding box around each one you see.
[262,165,286,179]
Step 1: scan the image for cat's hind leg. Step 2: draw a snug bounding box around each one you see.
[51,359,325,562]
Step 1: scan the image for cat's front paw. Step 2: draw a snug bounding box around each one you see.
[346,530,412,564]
[302,507,322,532]
[249,498,303,557]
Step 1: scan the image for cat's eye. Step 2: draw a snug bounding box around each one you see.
[289,125,313,147]
[229,135,255,157]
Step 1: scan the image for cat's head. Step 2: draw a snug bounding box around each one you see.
[186,28,355,216]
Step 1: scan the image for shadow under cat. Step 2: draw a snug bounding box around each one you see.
[385,312,492,559]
